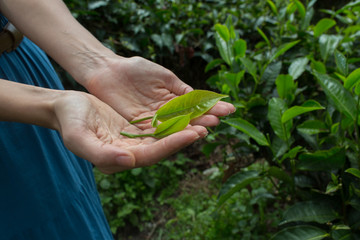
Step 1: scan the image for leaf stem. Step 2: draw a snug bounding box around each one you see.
[130,116,154,124]
[120,132,155,138]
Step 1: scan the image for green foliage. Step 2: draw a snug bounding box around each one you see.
[94,153,192,237]
[208,0,360,238]
[63,0,360,238]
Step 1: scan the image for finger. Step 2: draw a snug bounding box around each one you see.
[165,73,193,96]
[63,129,136,174]
[190,114,220,127]
[206,101,236,116]
[130,126,208,167]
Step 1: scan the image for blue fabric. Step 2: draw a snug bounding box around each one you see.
[0,15,113,239]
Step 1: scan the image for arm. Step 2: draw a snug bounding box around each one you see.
[0,79,208,173]
[0,0,113,85]
[0,0,235,124]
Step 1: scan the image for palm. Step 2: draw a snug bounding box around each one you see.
[54,91,206,174]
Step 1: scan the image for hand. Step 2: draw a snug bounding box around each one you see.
[85,56,235,127]
[53,91,208,174]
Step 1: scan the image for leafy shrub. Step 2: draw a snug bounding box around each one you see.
[208,0,360,239]
[62,0,360,238]
[94,154,192,237]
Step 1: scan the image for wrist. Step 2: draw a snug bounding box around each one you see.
[67,44,118,87]
[0,80,62,130]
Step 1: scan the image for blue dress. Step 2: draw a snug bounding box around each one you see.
[0,16,113,239]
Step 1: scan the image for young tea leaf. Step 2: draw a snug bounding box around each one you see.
[281,100,325,123]
[233,39,247,57]
[314,18,336,37]
[345,168,360,179]
[294,0,306,19]
[257,27,271,47]
[267,0,278,15]
[153,114,191,138]
[155,90,228,123]
[344,68,360,90]
[214,23,230,42]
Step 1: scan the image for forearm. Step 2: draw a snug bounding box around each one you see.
[0,0,115,86]
[0,79,60,129]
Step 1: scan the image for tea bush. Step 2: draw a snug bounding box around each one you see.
[63,0,360,239]
[208,0,360,239]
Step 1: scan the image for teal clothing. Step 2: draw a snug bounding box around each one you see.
[0,16,113,239]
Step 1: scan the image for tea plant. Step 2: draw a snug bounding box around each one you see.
[208,0,360,239]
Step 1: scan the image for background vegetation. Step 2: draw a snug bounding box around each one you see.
[62,0,360,239]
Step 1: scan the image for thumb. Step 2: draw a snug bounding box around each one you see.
[63,130,136,174]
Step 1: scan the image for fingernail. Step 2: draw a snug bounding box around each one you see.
[200,131,208,138]
[116,155,135,167]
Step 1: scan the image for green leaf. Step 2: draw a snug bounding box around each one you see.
[355,82,360,96]
[267,0,278,15]
[151,34,163,49]
[345,168,360,179]
[331,225,352,240]
[257,27,271,47]
[153,114,191,138]
[298,147,346,171]
[319,35,342,61]
[276,74,295,100]
[205,58,224,73]
[269,40,300,63]
[217,170,260,207]
[289,57,309,80]
[281,201,339,225]
[294,0,306,19]
[261,62,282,94]
[215,31,231,65]
[233,39,247,57]
[314,18,336,37]
[335,50,348,76]
[240,57,258,83]
[279,146,304,164]
[344,68,360,90]
[268,98,292,142]
[222,118,269,146]
[214,23,230,42]
[222,71,244,100]
[273,226,329,240]
[297,120,328,135]
[267,166,292,184]
[281,100,325,123]
[272,226,328,240]
[155,90,228,124]
[314,71,357,121]
[311,59,326,74]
